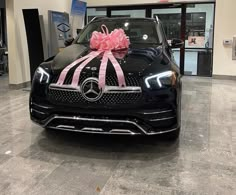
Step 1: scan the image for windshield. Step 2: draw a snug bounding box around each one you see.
[77,20,161,45]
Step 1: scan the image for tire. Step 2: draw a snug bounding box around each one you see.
[164,127,180,141]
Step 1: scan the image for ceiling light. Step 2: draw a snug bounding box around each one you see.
[143,34,148,40]
[124,22,129,27]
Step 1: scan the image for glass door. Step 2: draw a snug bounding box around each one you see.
[86,3,216,77]
[184,4,214,76]
[152,8,182,67]
[87,8,107,23]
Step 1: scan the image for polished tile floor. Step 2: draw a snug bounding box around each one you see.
[0,75,236,195]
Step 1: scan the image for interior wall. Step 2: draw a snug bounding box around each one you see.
[213,0,236,76]
[6,0,73,85]
[6,0,19,84]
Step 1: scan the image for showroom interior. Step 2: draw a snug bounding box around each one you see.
[0,0,236,194]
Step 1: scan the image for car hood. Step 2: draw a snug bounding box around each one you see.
[52,43,171,76]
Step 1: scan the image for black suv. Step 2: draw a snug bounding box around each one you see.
[30,17,183,140]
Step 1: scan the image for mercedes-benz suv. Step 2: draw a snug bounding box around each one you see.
[30,17,183,140]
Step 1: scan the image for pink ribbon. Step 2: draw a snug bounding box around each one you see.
[56,25,130,90]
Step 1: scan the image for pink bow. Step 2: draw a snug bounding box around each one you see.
[90,25,130,51]
[56,25,130,90]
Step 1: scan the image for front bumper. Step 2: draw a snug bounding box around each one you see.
[30,98,180,135]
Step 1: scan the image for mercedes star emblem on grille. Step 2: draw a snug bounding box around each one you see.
[81,78,103,102]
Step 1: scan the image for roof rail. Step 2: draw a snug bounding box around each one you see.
[90,16,108,22]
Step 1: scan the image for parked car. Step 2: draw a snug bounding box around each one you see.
[30,17,183,140]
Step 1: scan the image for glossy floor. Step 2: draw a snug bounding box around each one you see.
[0,75,235,195]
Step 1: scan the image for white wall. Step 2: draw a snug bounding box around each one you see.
[6,0,73,85]
[213,0,236,76]
[6,0,19,84]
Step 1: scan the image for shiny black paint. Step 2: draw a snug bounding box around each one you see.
[30,17,182,136]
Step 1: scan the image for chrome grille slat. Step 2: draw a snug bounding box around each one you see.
[51,74,140,86]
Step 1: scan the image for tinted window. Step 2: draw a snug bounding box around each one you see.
[77,20,160,44]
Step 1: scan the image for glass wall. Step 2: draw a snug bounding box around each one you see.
[86,3,215,77]
[87,8,107,23]
[184,4,214,76]
[111,10,146,18]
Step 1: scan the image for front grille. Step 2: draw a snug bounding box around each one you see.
[106,75,139,86]
[49,72,142,105]
[48,89,142,105]
[51,73,140,86]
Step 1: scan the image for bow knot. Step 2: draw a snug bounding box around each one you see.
[90,25,130,51]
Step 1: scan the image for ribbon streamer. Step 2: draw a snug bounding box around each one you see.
[56,25,130,90]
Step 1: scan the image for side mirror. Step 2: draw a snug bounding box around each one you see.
[170,38,184,48]
[64,38,74,47]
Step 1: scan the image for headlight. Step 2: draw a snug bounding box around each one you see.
[33,67,50,84]
[145,71,176,89]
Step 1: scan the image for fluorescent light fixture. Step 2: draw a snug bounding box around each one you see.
[145,71,173,88]
[36,67,50,83]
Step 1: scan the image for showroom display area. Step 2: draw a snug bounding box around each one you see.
[29,17,182,138]
[5,0,236,88]
[0,0,235,194]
